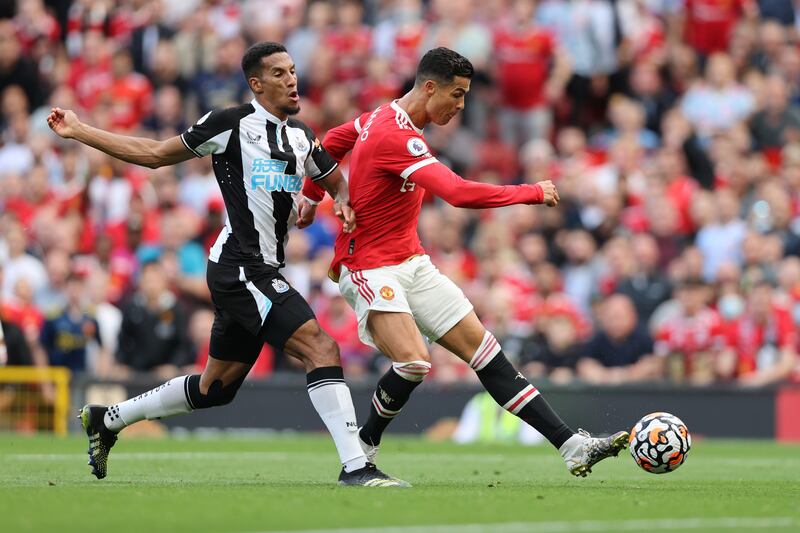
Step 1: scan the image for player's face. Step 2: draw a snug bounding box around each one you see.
[252,52,300,118]
[427,76,470,125]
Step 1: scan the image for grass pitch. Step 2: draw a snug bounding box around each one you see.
[1,433,798,532]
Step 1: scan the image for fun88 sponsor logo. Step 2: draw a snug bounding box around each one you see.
[250,158,302,192]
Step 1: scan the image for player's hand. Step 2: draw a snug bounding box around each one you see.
[46,107,81,139]
[537,180,559,207]
[296,197,317,229]
[334,199,356,233]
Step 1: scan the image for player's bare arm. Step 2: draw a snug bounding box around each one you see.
[47,107,193,168]
[297,169,355,233]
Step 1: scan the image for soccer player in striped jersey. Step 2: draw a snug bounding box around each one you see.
[302,47,628,478]
[47,42,406,487]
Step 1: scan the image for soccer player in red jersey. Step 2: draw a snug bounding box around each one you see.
[301,48,629,477]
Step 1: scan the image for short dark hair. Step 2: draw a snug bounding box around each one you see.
[241,41,287,79]
[415,47,474,87]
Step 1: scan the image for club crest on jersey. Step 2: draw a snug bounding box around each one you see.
[407,137,428,157]
[250,158,302,192]
[380,286,395,300]
[272,279,290,293]
[290,131,308,152]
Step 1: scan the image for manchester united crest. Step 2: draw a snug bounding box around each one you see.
[380,286,395,300]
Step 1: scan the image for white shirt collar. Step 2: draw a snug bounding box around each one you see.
[390,100,424,134]
[251,98,286,125]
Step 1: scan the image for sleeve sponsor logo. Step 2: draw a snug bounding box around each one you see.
[407,138,429,157]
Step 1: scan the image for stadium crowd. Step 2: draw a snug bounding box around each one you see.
[0,0,799,388]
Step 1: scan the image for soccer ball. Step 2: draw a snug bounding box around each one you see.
[629,412,691,474]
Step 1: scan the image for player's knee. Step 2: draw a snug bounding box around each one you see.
[392,360,432,383]
[187,374,245,409]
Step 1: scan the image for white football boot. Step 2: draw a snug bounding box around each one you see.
[559,428,629,477]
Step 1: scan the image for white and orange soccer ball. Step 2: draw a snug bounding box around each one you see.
[629,412,691,474]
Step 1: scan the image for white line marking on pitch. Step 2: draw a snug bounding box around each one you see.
[4,452,290,461]
[3,451,508,462]
[257,517,796,533]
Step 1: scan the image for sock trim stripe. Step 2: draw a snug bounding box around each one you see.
[307,379,346,392]
[471,334,499,370]
[371,394,401,418]
[392,364,431,382]
[503,385,540,415]
[183,376,196,410]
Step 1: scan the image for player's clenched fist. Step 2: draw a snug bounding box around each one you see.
[46,107,80,139]
[537,179,559,207]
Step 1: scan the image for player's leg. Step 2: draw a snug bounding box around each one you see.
[436,313,628,476]
[409,256,627,476]
[79,316,260,479]
[257,273,408,487]
[360,311,431,451]
[338,265,432,456]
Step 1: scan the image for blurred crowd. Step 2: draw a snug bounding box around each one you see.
[0,0,799,388]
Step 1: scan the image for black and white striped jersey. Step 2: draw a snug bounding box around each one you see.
[180,98,337,268]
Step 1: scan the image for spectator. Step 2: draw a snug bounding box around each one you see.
[695,188,747,281]
[682,0,756,57]
[0,262,40,368]
[614,233,673,322]
[85,268,122,377]
[0,19,44,110]
[106,48,153,131]
[654,278,729,384]
[137,209,208,303]
[519,314,582,385]
[681,53,755,142]
[39,273,106,374]
[561,230,602,315]
[577,294,658,384]
[721,280,798,386]
[1,222,48,301]
[749,74,800,150]
[34,248,70,316]
[493,0,569,146]
[628,61,677,134]
[116,261,194,379]
[191,35,248,111]
[128,0,176,77]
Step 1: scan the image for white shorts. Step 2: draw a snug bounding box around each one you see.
[339,255,474,349]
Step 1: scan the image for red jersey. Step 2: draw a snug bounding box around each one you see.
[655,308,726,356]
[724,305,797,376]
[107,73,153,130]
[493,25,555,109]
[303,102,546,279]
[684,0,748,55]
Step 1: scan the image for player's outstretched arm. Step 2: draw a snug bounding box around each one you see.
[410,161,560,208]
[47,107,193,169]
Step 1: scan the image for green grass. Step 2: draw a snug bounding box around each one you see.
[1,434,798,532]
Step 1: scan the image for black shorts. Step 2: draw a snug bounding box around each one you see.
[206,260,315,364]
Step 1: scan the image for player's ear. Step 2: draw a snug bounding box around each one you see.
[423,79,437,96]
[248,76,263,95]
